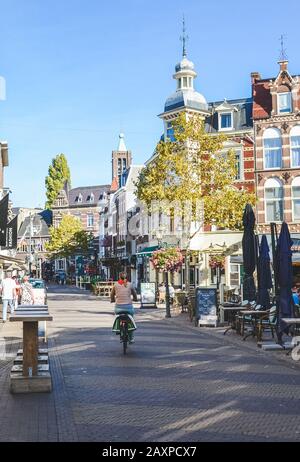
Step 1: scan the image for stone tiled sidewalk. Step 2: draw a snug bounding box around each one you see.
[1,286,300,442]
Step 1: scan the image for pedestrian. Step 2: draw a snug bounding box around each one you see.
[292,286,299,305]
[0,271,17,323]
[12,275,21,311]
[20,275,35,305]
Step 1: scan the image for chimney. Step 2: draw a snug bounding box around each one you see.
[251,72,261,84]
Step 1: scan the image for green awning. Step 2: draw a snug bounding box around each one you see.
[136,246,158,256]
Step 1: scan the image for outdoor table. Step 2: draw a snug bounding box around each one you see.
[239,310,269,340]
[281,318,300,338]
[221,306,249,335]
[280,318,300,356]
[10,306,52,377]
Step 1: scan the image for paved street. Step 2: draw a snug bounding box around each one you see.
[1,285,300,442]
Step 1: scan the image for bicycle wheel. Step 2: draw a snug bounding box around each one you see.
[121,323,128,355]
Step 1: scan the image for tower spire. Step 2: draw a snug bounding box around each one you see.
[180,15,188,58]
[279,34,288,61]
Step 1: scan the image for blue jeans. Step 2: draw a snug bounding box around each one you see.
[2,299,14,321]
[114,304,135,316]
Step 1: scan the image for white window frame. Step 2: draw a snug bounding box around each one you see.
[264,178,284,223]
[290,125,300,168]
[263,128,282,170]
[292,177,300,222]
[87,214,94,228]
[235,149,244,181]
[218,112,233,131]
[278,92,292,114]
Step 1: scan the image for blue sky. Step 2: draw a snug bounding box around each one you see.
[0,0,299,207]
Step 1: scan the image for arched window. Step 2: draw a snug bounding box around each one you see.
[292,177,300,221]
[265,178,283,222]
[290,126,300,167]
[263,128,282,169]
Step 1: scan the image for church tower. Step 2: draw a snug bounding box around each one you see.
[112,133,132,188]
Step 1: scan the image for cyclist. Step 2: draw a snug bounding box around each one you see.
[110,272,138,343]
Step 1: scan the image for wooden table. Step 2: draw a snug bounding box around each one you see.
[10,306,52,377]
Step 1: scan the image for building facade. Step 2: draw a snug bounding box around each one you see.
[52,182,111,273]
[135,44,255,290]
[252,59,300,233]
[16,209,52,278]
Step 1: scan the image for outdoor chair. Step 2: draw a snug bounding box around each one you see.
[175,292,188,313]
[256,306,277,342]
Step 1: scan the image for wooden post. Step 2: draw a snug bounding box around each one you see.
[23,321,38,377]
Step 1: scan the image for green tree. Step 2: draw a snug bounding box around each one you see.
[45,153,71,209]
[45,215,92,259]
[135,113,256,292]
[135,113,256,230]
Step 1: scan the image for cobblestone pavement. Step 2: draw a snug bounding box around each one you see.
[1,285,300,442]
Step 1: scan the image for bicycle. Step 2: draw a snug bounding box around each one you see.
[112,312,137,355]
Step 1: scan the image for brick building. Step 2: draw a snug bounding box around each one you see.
[252,59,300,234]
[52,182,111,273]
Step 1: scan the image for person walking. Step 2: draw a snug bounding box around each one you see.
[20,276,35,305]
[0,271,17,323]
[12,275,21,311]
[110,272,138,343]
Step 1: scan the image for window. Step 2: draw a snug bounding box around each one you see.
[265,178,283,222]
[278,92,292,113]
[235,150,243,180]
[290,126,300,167]
[89,193,94,203]
[87,214,94,227]
[77,193,83,203]
[166,121,175,141]
[292,177,300,221]
[230,264,240,287]
[219,113,232,130]
[263,128,282,169]
[182,77,188,88]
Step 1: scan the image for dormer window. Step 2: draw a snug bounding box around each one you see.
[219,112,233,131]
[89,193,94,203]
[278,92,292,113]
[77,193,83,203]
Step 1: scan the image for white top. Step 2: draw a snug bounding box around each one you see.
[1,278,17,300]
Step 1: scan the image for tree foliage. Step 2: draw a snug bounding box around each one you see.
[45,214,92,259]
[45,153,71,209]
[135,113,256,230]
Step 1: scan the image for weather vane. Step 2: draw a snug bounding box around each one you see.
[180,15,189,58]
[279,34,288,61]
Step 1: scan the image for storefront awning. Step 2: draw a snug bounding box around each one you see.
[136,246,158,256]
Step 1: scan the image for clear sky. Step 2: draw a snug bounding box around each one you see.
[0,0,299,208]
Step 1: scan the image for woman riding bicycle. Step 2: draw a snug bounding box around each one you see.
[110,272,138,343]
